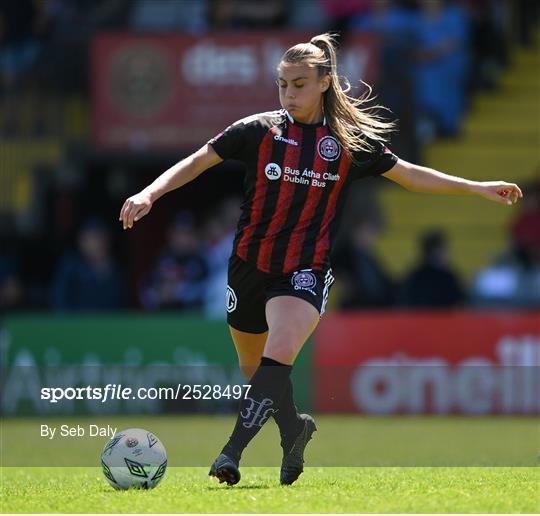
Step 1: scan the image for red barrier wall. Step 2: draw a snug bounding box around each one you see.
[92,32,378,152]
[314,311,540,414]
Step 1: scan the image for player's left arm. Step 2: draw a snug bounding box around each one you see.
[382,158,523,205]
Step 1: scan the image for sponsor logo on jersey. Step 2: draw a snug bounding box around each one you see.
[273,134,298,146]
[264,162,282,180]
[317,135,341,161]
[281,167,341,188]
[291,270,317,295]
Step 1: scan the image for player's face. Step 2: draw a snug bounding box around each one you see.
[277,63,330,124]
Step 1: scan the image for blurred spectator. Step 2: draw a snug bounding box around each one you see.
[289,0,326,29]
[140,212,208,311]
[351,0,420,161]
[57,0,130,32]
[516,0,540,46]
[51,217,126,311]
[0,252,23,311]
[0,0,51,135]
[413,0,470,140]
[397,229,464,308]
[202,197,241,318]
[332,216,395,309]
[510,177,540,261]
[209,0,287,28]
[350,0,473,148]
[38,0,130,95]
[473,181,540,308]
[351,0,415,38]
[472,249,540,308]
[320,0,372,34]
[463,0,509,91]
[128,0,208,32]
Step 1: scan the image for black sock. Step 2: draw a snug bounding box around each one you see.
[273,377,304,452]
[222,356,291,461]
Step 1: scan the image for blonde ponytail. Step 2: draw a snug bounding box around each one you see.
[281,33,394,155]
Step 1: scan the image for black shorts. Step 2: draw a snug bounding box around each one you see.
[226,254,334,334]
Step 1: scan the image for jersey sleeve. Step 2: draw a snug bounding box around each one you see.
[350,136,398,179]
[207,120,250,162]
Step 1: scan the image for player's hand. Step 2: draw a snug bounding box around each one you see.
[119,191,153,229]
[475,181,523,206]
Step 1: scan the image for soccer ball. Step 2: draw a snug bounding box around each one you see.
[100,428,167,490]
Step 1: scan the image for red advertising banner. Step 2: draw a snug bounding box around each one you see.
[314,311,540,414]
[92,32,378,152]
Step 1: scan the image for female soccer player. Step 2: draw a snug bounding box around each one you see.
[119,33,522,486]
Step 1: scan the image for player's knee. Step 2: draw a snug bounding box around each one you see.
[263,340,296,365]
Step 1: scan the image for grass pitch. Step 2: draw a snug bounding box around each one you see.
[1,466,538,513]
[1,415,538,513]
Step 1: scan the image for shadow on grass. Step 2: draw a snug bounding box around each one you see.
[205,484,269,491]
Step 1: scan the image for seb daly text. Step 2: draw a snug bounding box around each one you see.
[40,424,117,439]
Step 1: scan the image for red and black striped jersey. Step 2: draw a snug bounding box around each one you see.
[208,109,398,274]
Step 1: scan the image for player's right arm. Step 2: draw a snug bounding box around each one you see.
[119,144,222,229]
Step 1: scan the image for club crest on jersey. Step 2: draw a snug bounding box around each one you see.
[291,270,317,295]
[317,136,341,161]
[264,162,282,180]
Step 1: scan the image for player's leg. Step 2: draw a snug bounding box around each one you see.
[263,268,334,456]
[228,326,267,379]
[264,267,334,484]
[216,268,333,485]
[210,256,270,485]
[210,257,331,485]
[229,323,303,460]
[264,296,316,450]
[264,296,319,484]
[210,330,267,485]
[263,295,319,364]
[215,296,319,482]
[229,305,313,452]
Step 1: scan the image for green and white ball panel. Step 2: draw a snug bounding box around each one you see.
[100,428,167,490]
